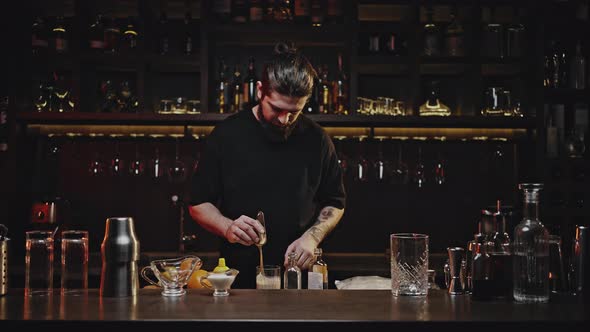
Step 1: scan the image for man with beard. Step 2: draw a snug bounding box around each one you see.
[188,43,346,288]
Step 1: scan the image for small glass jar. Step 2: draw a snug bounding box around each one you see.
[159,99,173,114]
[186,99,201,114]
[172,97,187,114]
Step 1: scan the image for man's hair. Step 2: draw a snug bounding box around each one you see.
[261,42,317,98]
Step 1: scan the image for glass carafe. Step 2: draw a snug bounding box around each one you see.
[513,183,550,303]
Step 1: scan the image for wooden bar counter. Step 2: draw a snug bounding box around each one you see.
[0,289,587,331]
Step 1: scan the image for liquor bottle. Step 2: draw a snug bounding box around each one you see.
[332,53,348,115]
[230,64,242,113]
[270,0,293,23]
[319,65,331,114]
[444,6,464,57]
[34,83,49,112]
[183,11,194,55]
[32,16,49,55]
[216,59,229,114]
[88,14,105,52]
[308,248,328,289]
[513,183,550,303]
[103,15,120,54]
[0,97,8,153]
[249,0,264,22]
[325,0,342,24]
[157,11,169,55]
[243,57,258,110]
[571,40,586,90]
[122,17,138,52]
[310,0,324,26]
[423,6,440,56]
[212,0,231,22]
[284,252,301,289]
[52,16,68,54]
[232,0,248,23]
[471,242,494,301]
[293,0,311,24]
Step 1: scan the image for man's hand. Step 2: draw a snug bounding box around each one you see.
[284,233,320,270]
[224,215,265,246]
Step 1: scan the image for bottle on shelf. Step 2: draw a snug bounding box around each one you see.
[51,72,74,113]
[310,0,324,27]
[0,97,8,154]
[481,7,503,58]
[32,15,49,55]
[52,16,68,54]
[332,53,348,115]
[232,0,248,23]
[249,0,264,22]
[308,248,328,289]
[183,10,194,55]
[571,40,586,90]
[230,64,242,113]
[444,5,464,57]
[216,59,229,114]
[103,15,120,54]
[325,0,343,24]
[157,10,169,55]
[284,252,301,289]
[506,7,525,58]
[293,0,311,24]
[243,57,258,111]
[122,17,138,52]
[319,65,331,114]
[423,5,440,56]
[513,183,550,303]
[88,14,105,52]
[212,0,231,23]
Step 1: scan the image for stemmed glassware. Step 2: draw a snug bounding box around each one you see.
[88,141,105,176]
[353,137,369,182]
[334,136,349,176]
[434,151,446,185]
[168,136,187,184]
[110,136,124,177]
[374,138,388,183]
[413,146,426,188]
[390,142,409,185]
[128,139,145,177]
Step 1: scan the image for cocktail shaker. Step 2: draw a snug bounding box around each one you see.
[100,217,140,297]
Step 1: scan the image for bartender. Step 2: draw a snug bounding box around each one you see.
[188,42,346,288]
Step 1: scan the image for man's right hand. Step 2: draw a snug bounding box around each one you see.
[224,215,265,246]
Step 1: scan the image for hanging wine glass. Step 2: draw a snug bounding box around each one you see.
[88,141,105,176]
[168,136,187,184]
[334,136,348,176]
[434,151,446,185]
[147,136,166,180]
[189,134,201,177]
[353,137,369,182]
[413,146,426,188]
[129,139,145,177]
[373,138,388,183]
[110,136,125,177]
[390,141,409,185]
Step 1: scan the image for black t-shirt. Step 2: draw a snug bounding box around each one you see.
[189,109,346,288]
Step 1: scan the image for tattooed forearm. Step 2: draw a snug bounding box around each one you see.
[304,206,344,244]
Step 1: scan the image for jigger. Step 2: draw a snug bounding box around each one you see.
[444,247,466,295]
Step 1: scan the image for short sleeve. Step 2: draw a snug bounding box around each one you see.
[316,133,346,209]
[189,128,223,207]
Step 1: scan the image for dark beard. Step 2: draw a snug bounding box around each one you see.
[257,104,297,143]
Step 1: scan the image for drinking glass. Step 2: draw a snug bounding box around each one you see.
[60,230,89,295]
[434,152,446,185]
[128,142,145,177]
[168,137,187,183]
[256,265,281,289]
[374,139,388,183]
[353,138,369,182]
[25,231,54,296]
[390,233,429,296]
[413,146,426,188]
[110,138,125,177]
